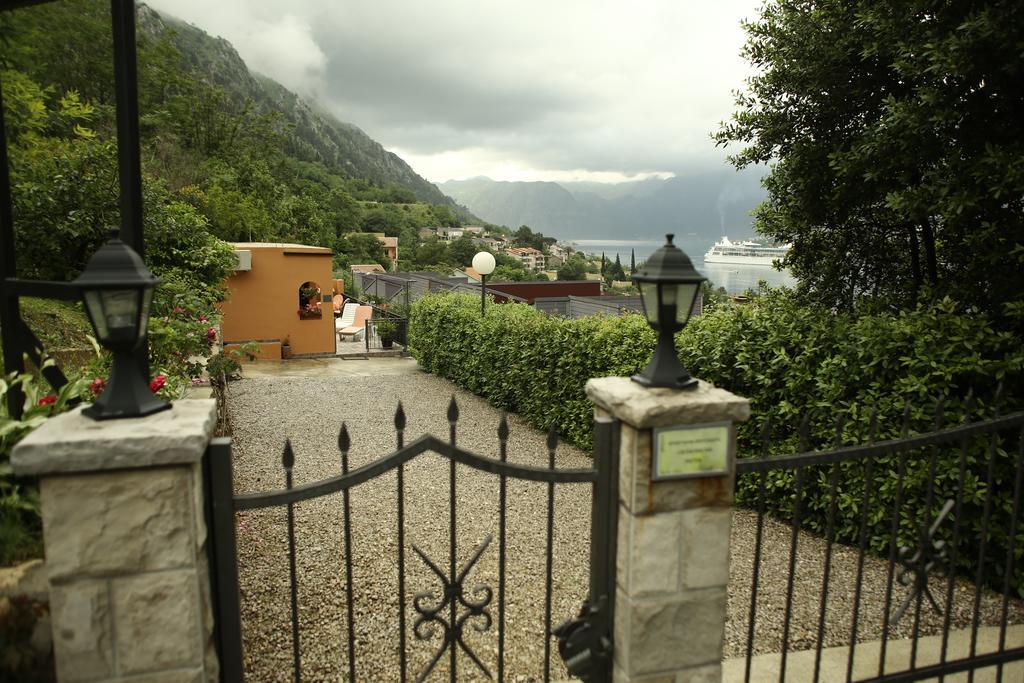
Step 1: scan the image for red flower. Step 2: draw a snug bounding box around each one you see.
[197,314,208,323]
[90,377,107,396]
[38,395,57,406]
[149,375,167,393]
[207,327,217,343]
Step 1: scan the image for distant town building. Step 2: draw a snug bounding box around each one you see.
[419,227,438,239]
[461,226,485,235]
[548,243,572,260]
[438,228,464,242]
[351,263,386,275]
[505,246,546,271]
[368,233,398,264]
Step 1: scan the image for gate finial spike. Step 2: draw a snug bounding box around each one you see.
[447,395,459,423]
[498,414,509,442]
[282,439,295,469]
[395,402,407,431]
[338,423,350,453]
[546,424,558,451]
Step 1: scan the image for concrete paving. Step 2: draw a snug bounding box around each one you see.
[724,625,1024,682]
[236,355,422,379]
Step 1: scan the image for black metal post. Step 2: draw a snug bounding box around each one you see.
[204,438,245,682]
[481,274,487,316]
[0,80,26,417]
[110,0,143,257]
[590,416,619,682]
[110,0,150,382]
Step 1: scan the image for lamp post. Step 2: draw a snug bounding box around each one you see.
[74,234,169,419]
[631,234,706,389]
[472,251,496,316]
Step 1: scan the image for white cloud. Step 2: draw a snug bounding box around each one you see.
[147,0,760,182]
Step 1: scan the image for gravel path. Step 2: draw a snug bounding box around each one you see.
[228,371,592,682]
[725,509,1024,659]
[227,367,1024,681]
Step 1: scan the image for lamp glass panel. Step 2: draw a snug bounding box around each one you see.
[138,287,154,341]
[82,290,109,340]
[638,281,659,325]
[99,289,140,345]
[675,283,699,324]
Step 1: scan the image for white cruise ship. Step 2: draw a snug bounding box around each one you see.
[703,236,790,266]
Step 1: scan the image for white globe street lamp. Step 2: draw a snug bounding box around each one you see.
[472,251,496,316]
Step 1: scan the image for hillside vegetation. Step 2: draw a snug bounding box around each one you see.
[1,0,473,282]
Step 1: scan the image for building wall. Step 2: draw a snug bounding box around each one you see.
[220,246,336,356]
[487,280,601,304]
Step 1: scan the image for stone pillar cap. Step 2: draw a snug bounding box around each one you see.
[12,399,217,476]
[586,376,750,429]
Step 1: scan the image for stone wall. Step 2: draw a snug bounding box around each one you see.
[12,399,219,683]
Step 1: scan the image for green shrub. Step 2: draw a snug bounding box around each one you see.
[409,290,1024,590]
[1,363,89,565]
[409,293,655,449]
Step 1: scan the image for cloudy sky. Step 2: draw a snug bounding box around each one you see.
[148,0,761,184]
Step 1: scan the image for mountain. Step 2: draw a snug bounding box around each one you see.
[440,168,767,241]
[140,7,457,208]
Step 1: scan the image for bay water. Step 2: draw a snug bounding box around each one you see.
[570,238,796,295]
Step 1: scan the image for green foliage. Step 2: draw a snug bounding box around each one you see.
[409,293,655,450]
[512,225,556,251]
[716,0,1024,318]
[207,343,259,383]
[1,364,90,565]
[409,288,1024,589]
[375,319,399,342]
[557,253,588,281]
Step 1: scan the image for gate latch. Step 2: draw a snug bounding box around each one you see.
[552,596,611,680]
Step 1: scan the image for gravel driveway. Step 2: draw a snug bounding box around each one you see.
[227,362,1024,681]
[228,368,592,682]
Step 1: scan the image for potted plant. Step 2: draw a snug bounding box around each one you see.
[375,319,398,349]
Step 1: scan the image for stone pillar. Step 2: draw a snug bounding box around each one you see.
[586,377,750,683]
[11,399,219,683]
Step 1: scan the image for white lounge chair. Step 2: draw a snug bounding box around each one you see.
[335,303,358,339]
[338,306,372,342]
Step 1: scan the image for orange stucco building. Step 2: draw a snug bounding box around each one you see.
[220,243,337,359]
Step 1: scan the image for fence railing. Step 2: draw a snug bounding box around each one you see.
[732,390,1024,682]
[204,400,618,682]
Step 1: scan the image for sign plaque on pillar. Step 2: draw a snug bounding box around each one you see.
[652,421,733,480]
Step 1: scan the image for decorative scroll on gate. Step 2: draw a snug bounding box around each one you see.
[204,398,618,682]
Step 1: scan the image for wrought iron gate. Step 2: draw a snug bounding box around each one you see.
[732,390,1024,682]
[203,399,618,682]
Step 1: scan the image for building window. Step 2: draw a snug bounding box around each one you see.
[298,281,322,319]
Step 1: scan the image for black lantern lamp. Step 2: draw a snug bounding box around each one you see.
[631,234,706,389]
[74,234,169,419]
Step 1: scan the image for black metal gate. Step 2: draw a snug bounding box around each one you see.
[733,390,1024,682]
[203,399,618,682]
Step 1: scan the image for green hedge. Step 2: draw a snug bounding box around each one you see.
[409,290,1024,591]
[409,293,656,449]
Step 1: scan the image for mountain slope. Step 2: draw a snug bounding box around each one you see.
[440,168,767,241]
[141,7,456,208]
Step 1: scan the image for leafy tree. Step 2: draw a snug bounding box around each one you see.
[512,224,555,251]
[557,253,588,281]
[429,204,460,227]
[715,0,1024,317]
[605,254,627,283]
[411,239,450,269]
[447,236,479,267]
[334,232,391,271]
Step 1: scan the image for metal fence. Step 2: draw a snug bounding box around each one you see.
[204,401,619,682]
[732,390,1024,682]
